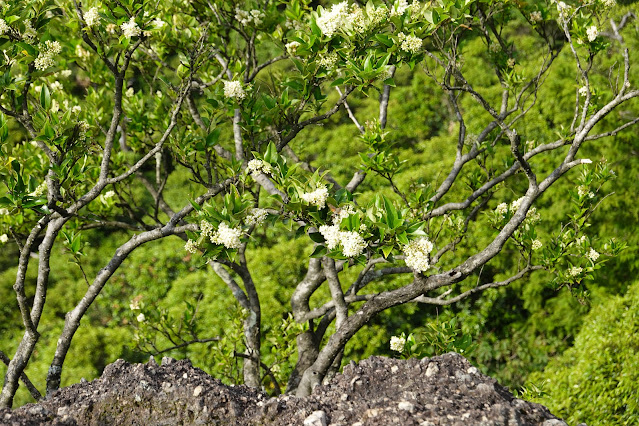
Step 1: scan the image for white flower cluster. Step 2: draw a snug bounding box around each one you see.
[184,239,198,254]
[235,8,265,26]
[403,237,434,274]
[398,32,422,54]
[507,58,516,68]
[75,44,91,59]
[100,190,116,204]
[23,22,37,43]
[0,19,9,35]
[77,120,90,140]
[30,181,47,197]
[556,1,571,22]
[587,248,600,262]
[300,186,329,209]
[568,266,583,277]
[246,159,272,176]
[246,208,268,226]
[316,1,349,38]
[34,40,62,71]
[530,11,543,22]
[200,220,214,238]
[84,7,100,27]
[317,51,339,69]
[332,204,355,225]
[125,87,135,97]
[586,25,598,42]
[577,185,594,198]
[390,0,409,17]
[0,208,9,215]
[489,43,501,53]
[318,224,367,258]
[210,222,243,249]
[0,234,8,244]
[129,299,141,310]
[223,80,246,100]
[121,17,141,39]
[390,335,406,352]
[532,239,543,250]
[578,85,588,97]
[602,0,616,7]
[137,313,146,322]
[510,197,524,211]
[285,41,300,55]
[341,231,367,257]
[495,203,508,217]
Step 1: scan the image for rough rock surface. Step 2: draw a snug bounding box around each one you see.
[0,353,566,425]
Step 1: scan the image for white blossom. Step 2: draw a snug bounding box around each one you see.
[184,239,198,254]
[235,8,265,26]
[50,81,63,92]
[340,231,367,257]
[285,41,300,55]
[75,44,91,59]
[34,40,61,71]
[489,43,501,53]
[586,26,598,42]
[577,185,589,198]
[602,0,616,7]
[125,87,135,97]
[0,208,9,215]
[578,86,589,97]
[129,299,140,310]
[0,19,10,35]
[210,222,243,249]
[316,1,349,38]
[246,208,269,226]
[223,80,246,100]
[106,23,117,34]
[390,335,406,352]
[30,182,47,197]
[510,197,524,211]
[84,7,100,27]
[495,203,508,216]
[568,266,583,277]
[59,70,72,78]
[390,0,409,17]
[300,186,329,209]
[71,105,82,115]
[397,32,422,54]
[507,58,516,68]
[332,204,355,225]
[532,239,543,250]
[403,237,434,274]
[530,11,543,22]
[34,55,54,71]
[587,248,600,262]
[319,224,342,250]
[121,17,141,39]
[23,21,37,43]
[153,19,166,29]
[136,313,146,322]
[200,220,214,238]
[246,159,272,176]
[318,51,339,69]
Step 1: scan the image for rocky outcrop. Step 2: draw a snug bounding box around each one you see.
[0,353,567,425]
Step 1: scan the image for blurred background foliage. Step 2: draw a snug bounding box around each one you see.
[1,4,638,425]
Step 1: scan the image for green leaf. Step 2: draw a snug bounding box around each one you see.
[206,128,221,147]
[310,245,327,258]
[40,84,51,110]
[382,245,394,259]
[309,232,325,243]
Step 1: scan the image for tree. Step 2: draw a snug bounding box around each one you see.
[0,0,635,407]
